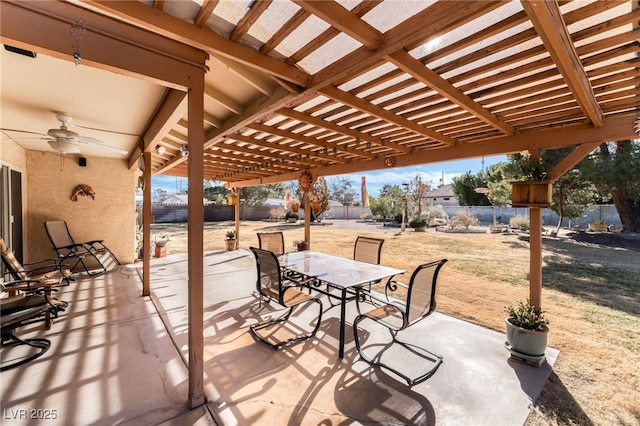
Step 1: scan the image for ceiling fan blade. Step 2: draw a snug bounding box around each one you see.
[58,112,138,136]
[74,136,128,155]
[0,128,48,137]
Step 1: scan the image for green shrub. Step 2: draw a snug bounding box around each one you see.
[505,299,549,331]
[409,217,427,228]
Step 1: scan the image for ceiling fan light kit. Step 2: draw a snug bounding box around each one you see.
[48,139,81,154]
[155,145,166,155]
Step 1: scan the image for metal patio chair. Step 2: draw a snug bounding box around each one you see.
[353,259,448,386]
[44,220,120,276]
[0,287,58,371]
[257,231,285,256]
[249,247,323,350]
[324,236,385,308]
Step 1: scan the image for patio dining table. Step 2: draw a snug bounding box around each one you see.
[278,251,405,358]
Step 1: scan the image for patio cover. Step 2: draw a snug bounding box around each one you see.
[1,0,638,410]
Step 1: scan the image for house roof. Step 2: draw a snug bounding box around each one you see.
[1,1,638,186]
[161,195,210,206]
[426,184,455,198]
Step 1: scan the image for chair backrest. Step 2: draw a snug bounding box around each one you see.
[250,247,284,304]
[257,232,285,256]
[0,238,27,280]
[353,236,384,264]
[44,221,76,252]
[405,259,448,326]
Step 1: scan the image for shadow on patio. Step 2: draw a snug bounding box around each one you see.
[1,250,558,425]
[149,250,558,425]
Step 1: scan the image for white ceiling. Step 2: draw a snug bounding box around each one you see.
[0,46,165,158]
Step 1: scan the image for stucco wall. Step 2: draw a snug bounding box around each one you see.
[25,152,136,264]
[1,140,28,169]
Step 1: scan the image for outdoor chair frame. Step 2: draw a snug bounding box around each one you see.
[257,232,285,256]
[1,280,65,371]
[0,238,70,328]
[44,220,120,276]
[249,247,323,350]
[353,259,448,386]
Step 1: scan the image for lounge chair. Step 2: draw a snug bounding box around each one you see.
[0,238,70,328]
[44,220,120,276]
[249,247,323,349]
[1,282,61,371]
[353,259,448,386]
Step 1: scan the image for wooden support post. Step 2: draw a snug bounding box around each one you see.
[234,191,240,250]
[142,151,152,297]
[187,77,205,409]
[304,191,311,250]
[529,207,543,308]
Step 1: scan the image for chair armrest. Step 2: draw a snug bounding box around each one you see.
[1,278,48,294]
[384,279,408,300]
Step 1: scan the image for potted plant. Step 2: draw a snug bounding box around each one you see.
[154,234,170,257]
[289,196,301,213]
[292,240,307,251]
[224,230,236,251]
[408,217,427,232]
[504,299,549,359]
[285,211,299,223]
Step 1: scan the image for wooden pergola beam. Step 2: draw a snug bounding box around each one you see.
[521,0,604,127]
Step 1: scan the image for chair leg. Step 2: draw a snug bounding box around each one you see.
[249,298,323,350]
[353,315,443,386]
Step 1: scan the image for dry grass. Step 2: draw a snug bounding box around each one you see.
[151,220,640,426]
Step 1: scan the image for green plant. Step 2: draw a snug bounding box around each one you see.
[409,217,427,228]
[514,151,546,181]
[292,240,307,251]
[285,211,299,220]
[225,230,236,239]
[505,299,549,332]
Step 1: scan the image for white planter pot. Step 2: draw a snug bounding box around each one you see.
[505,318,548,357]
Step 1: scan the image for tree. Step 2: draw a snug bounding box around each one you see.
[486,163,512,207]
[241,183,284,206]
[204,182,228,204]
[329,176,357,206]
[371,184,404,218]
[451,171,491,206]
[580,140,640,232]
[405,174,431,217]
[550,170,598,234]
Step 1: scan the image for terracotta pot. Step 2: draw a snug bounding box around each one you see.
[225,239,236,251]
[311,201,321,212]
[291,203,300,213]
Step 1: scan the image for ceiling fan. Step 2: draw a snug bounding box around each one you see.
[1,112,130,155]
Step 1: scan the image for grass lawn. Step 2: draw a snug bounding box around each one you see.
[150,220,640,426]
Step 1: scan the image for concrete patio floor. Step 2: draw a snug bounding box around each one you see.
[1,250,558,425]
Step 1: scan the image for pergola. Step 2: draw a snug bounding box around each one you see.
[1,0,638,409]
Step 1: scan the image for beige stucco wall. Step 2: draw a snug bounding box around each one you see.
[1,140,28,170]
[25,151,137,264]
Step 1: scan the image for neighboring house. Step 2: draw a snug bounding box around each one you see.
[160,195,211,206]
[424,184,458,206]
[264,198,285,206]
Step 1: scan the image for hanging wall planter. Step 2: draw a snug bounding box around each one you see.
[511,180,552,208]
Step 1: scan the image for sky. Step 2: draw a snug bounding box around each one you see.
[151,155,507,198]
